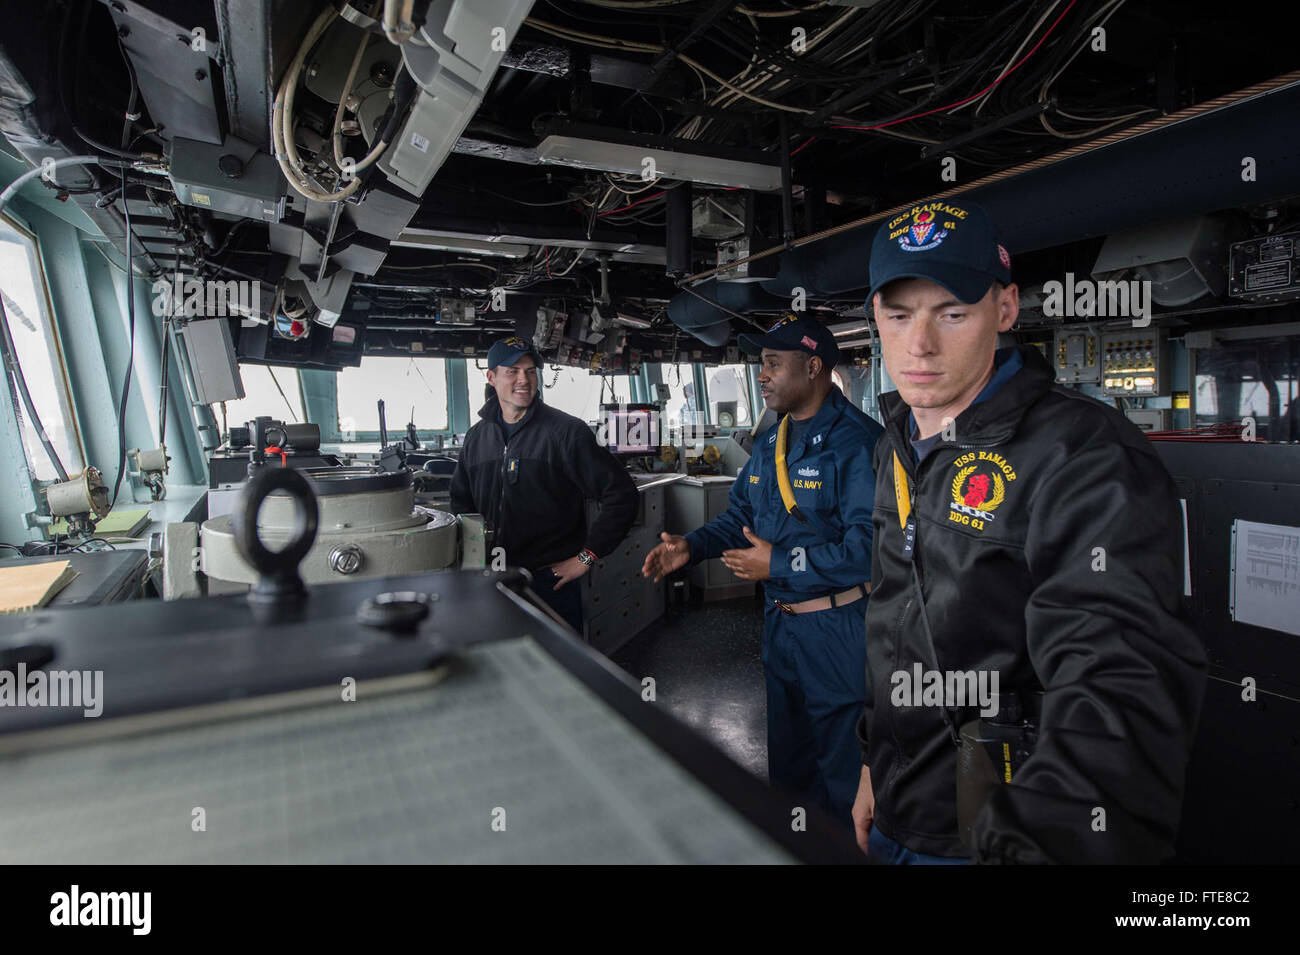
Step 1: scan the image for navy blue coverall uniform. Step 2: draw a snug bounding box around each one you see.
[683,386,883,823]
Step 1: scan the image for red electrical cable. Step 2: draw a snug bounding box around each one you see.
[1145,423,1245,442]
[597,190,667,217]
[832,0,1080,133]
[791,136,817,156]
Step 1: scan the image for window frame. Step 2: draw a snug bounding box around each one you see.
[0,212,87,480]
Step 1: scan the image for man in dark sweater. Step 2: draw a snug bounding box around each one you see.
[449,336,638,632]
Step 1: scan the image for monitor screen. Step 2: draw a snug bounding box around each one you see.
[601,403,660,455]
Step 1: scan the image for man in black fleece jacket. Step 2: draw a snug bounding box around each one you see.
[449,336,638,632]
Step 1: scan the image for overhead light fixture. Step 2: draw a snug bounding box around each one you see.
[395,227,667,265]
[391,232,531,258]
[536,135,782,192]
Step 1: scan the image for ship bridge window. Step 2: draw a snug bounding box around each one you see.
[0,216,84,480]
[466,359,489,414]
[337,356,449,437]
[222,364,304,431]
[542,366,632,422]
[660,363,697,432]
[705,364,754,428]
[1194,337,1298,442]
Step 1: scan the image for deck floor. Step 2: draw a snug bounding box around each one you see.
[611,594,768,782]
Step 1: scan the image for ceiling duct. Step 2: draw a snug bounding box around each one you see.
[666,280,786,347]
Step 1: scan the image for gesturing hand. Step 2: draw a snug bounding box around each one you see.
[641,532,691,582]
[720,526,772,581]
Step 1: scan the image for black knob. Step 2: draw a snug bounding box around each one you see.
[233,466,318,607]
[357,592,434,633]
[218,154,244,179]
[370,60,395,88]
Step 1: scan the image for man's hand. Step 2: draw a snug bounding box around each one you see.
[546,556,592,589]
[642,533,691,582]
[720,526,773,581]
[852,765,874,856]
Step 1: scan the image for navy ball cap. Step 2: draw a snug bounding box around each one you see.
[868,199,1011,305]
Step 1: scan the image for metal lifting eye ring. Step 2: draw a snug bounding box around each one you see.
[232,466,319,583]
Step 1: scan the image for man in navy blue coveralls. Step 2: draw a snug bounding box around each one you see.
[642,316,883,825]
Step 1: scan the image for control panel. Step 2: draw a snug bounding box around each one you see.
[1101,329,1168,397]
[1053,327,1100,383]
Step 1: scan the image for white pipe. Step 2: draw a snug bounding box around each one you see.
[333,25,373,169]
[280,7,339,181]
[0,155,104,218]
[382,0,415,45]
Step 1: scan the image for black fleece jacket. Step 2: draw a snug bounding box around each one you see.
[448,391,638,572]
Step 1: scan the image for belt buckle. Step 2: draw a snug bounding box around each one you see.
[774,600,796,616]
